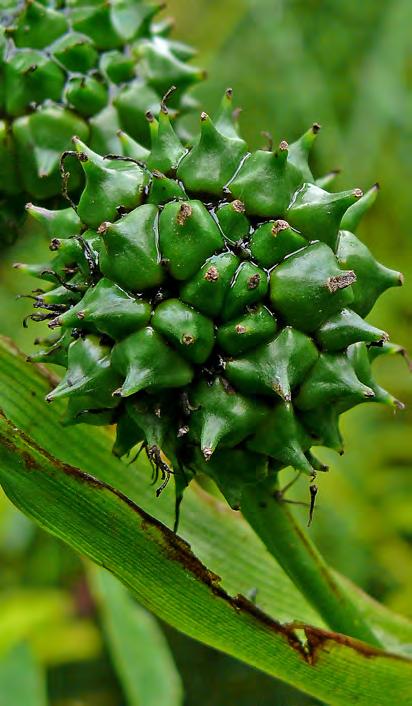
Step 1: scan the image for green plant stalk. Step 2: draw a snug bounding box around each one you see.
[241,479,382,647]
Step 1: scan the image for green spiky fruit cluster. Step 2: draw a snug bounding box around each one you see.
[20,91,404,513]
[0,0,203,204]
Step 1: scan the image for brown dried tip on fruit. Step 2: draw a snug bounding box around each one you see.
[204,266,219,281]
[326,271,357,293]
[232,200,245,213]
[272,220,289,235]
[182,334,195,346]
[97,222,111,234]
[272,382,291,402]
[176,203,193,225]
[248,274,261,289]
[279,140,289,151]
[312,122,321,133]
[394,399,406,411]
[200,112,208,121]
[161,85,177,109]
[203,447,213,461]
[48,317,61,329]
[353,188,363,199]
[235,325,247,334]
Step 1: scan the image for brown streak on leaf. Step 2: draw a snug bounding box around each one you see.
[21,451,41,471]
[233,595,307,657]
[303,625,387,665]
[0,404,410,669]
[0,409,309,660]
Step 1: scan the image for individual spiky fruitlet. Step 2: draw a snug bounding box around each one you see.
[19,92,405,522]
[0,0,203,214]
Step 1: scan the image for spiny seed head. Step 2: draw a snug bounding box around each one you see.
[19,90,404,512]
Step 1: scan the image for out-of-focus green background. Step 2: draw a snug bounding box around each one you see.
[0,1,411,703]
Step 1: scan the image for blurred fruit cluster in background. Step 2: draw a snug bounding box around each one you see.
[0,1,411,703]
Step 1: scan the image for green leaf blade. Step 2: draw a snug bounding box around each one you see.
[0,644,47,706]
[0,405,412,705]
[1,337,412,703]
[91,568,183,706]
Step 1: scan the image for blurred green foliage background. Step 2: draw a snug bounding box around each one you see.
[0,0,411,703]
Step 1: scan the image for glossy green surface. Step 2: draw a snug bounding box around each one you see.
[0,0,203,204]
[15,97,403,504]
[0,2,411,703]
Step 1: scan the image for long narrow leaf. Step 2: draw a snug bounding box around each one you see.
[0,406,411,703]
[0,337,411,654]
[91,568,183,706]
[0,644,47,706]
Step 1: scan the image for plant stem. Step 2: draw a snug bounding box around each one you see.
[241,480,382,647]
